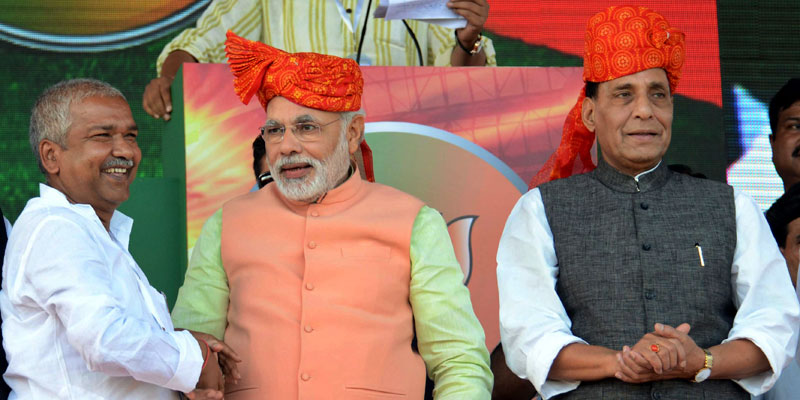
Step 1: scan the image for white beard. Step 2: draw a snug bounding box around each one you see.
[269,131,351,203]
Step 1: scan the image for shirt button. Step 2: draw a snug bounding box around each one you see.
[304,325,314,333]
[305,283,314,291]
[301,373,311,381]
[640,202,649,210]
[308,241,317,249]
[644,289,656,300]
[310,210,319,217]
[652,391,662,400]
[642,243,651,251]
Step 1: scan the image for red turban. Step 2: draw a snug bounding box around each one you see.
[224,31,374,181]
[529,6,685,188]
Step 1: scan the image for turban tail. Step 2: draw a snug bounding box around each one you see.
[224,31,374,182]
[529,5,685,188]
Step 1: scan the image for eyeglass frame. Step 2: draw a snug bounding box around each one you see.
[259,117,341,144]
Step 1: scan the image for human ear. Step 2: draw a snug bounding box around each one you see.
[346,114,365,155]
[39,139,62,175]
[582,96,596,133]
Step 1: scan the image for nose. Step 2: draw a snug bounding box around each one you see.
[277,128,303,156]
[632,94,655,120]
[111,134,138,160]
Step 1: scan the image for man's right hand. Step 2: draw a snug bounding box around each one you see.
[615,323,703,383]
[142,50,198,121]
[191,331,243,391]
[143,76,174,121]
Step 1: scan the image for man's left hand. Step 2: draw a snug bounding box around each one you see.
[615,323,706,383]
[184,388,223,400]
[447,0,489,46]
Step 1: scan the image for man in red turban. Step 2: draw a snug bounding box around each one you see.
[169,32,493,399]
[498,6,799,399]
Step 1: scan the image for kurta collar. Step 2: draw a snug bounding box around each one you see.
[592,159,669,194]
[38,183,133,247]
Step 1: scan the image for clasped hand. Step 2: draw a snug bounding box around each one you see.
[185,331,243,400]
[614,323,705,383]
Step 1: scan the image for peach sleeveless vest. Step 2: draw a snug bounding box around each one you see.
[220,172,426,399]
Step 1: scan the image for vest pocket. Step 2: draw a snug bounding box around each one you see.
[345,384,407,399]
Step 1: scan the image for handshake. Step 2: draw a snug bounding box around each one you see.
[185,331,243,400]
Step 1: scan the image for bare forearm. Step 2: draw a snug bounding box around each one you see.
[708,339,770,380]
[160,50,198,79]
[548,343,617,381]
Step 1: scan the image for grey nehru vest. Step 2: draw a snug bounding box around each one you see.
[539,160,746,400]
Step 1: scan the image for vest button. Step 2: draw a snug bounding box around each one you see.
[310,210,319,217]
[301,373,311,381]
[305,283,314,291]
[308,241,317,249]
[652,391,662,400]
[644,289,656,300]
[642,243,651,251]
[304,325,314,333]
[640,202,649,210]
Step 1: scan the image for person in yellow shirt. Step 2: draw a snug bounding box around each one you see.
[143,0,495,121]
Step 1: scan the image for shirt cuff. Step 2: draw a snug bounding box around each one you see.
[529,333,586,400]
[724,328,787,395]
[162,330,204,393]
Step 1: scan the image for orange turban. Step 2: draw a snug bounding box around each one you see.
[529,6,685,188]
[224,31,374,182]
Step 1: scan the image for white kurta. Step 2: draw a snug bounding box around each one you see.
[1,184,203,399]
[497,174,800,399]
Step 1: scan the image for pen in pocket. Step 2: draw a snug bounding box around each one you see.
[695,243,705,267]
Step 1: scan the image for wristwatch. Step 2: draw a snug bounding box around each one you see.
[691,348,713,383]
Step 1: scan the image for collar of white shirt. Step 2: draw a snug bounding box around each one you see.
[37,183,133,248]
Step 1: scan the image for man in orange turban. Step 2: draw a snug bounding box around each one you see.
[169,32,493,399]
[497,6,799,399]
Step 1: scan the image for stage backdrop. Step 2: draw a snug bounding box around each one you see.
[1,0,795,311]
[170,63,585,349]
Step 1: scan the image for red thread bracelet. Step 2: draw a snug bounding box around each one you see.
[199,338,211,370]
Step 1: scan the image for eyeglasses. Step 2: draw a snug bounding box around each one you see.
[259,118,340,144]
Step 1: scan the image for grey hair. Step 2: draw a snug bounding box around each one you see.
[339,108,366,138]
[29,78,126,173]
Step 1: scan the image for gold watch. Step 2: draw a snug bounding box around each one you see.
[691,348,713,383]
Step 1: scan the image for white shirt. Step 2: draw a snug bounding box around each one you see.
[0,184,203,399]
[497,176,800,399]
[753,278,800,400]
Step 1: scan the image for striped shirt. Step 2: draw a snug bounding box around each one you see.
[157,0,497,74]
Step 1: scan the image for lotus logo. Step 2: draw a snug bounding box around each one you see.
[365,122,527,348]
[0,1,211,52]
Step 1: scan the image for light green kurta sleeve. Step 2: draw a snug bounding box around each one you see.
[410,206,493,399]
[171,208,229,339]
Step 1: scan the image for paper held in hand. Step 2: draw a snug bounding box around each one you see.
[374,0,467,29]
